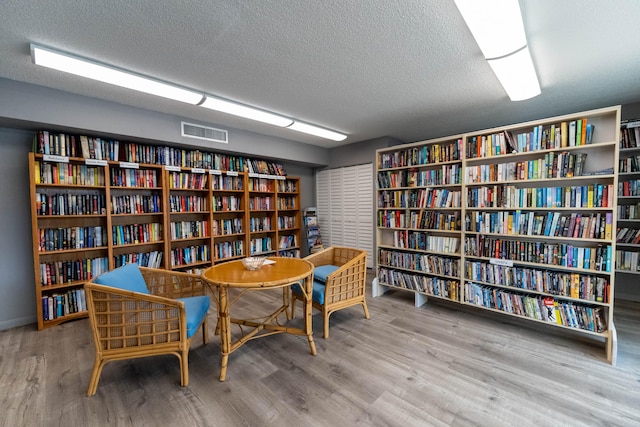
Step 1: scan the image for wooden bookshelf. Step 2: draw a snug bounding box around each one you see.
[373,106,621,364]
[617,120,640,277]
[29,132,302,330]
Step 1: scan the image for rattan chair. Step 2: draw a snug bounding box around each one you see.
[290,246,369,338]
[84,264,210,396]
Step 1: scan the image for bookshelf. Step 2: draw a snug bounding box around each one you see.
[373,106,621,364]
[276,177,301,257]
[29,132,302,330]
[617,120,640,276]
[303,207,323,255]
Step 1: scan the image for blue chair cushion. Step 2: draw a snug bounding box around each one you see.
[177,296,210,338]
[94,263,149,294]
[314,265,340,283]
[291,280,326,305]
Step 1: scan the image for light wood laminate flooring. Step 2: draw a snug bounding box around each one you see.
[2,274,639,427]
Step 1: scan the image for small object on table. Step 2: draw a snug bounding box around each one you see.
[241,256,266,270]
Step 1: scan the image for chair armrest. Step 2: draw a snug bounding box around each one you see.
[139,267,209,299]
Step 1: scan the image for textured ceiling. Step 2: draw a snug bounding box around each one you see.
[1,0,640,148]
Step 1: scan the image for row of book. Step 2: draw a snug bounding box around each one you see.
[34,130,284,174]
[213,175,243,191]
[617,227,640,244]
[249,216,272,232]
[113,251,163,268]
[110,168,158,188]
[619,155,640,173]
[278,249,301,257]
[39,257,109,287]
[213,218,243,236]
[378,139,463,169]
[615,250,640,272]
[464,282,605,332]
[39,226,106,251]
[464,260,609,302]
[391,230,460,254]
[41,288,87,321]
[465,152,589,184]
[35,161,105,186]
[378,249,460,278]
[464,236,612,272]
[168,171,208,190]
[376,164,462,189]
[277,180,297,192]
[465,211,613,241]
[248,177,275,192]
[619,179,640,197]
[378,188,462,209]
[112,223,162,246]
[214,240,244,260]
[378,210,460,231]
[277,196,296,210]
[170,194,207,213]
[278,215,297,230]
[377,267,459,301]
[36,193,106,216]
[114,194,162,214]
[619,121,640,149]
[278,235,298,249]
[250,237,273,254]
[248,196,273,210]
[213,195,243,211]
[618,203,640,220]
[170,244,210,267]
[169,220,210,240]
[466,183,614,209]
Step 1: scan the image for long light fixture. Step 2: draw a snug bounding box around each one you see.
[287,121,347,141]
[30,43,348,141]
[454,0,541,101]
[200,95,293,127]
[31,44,204,105]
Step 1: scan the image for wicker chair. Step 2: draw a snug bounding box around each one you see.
[290,246,369,338]
[84,264,210,396]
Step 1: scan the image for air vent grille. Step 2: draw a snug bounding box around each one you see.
[181,121,228,143]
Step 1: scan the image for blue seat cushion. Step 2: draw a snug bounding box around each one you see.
[177,296,210,338]
[314,265,340,283]
[94,263,149,294]
[291,280,326,305]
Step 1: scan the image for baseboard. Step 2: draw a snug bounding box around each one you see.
[0,315,36,331]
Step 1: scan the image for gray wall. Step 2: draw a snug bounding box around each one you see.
[0,128,36,329]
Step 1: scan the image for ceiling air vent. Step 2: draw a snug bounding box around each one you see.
[181,121,228,144]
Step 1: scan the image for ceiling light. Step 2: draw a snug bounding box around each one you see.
[31,44,204,104]
[200,95,293,127]
[287,121,347,141]
[454,0,541,101]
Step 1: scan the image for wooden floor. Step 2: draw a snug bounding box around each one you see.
[2,274,640,427]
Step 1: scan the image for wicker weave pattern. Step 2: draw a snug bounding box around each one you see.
[85,267,210,396]
[291,246,370,338]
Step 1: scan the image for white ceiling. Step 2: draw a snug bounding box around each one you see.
[1,0,640,148]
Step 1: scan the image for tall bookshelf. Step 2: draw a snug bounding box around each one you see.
[373,106,621,364]
[616,120,640,276]
[29,132,302,330]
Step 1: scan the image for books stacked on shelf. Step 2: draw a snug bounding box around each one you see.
[39,226,106,251]
[377,164,462,188]
[390,230,459,254]
[279,235,297,249]
[378,139,462,168]
[112,223,162,245]
[615,250,640,272]
[213,174,244,191]
[249,216,273,232]
[620,120,640,149]
[377,267,459,300]
[214,240,244,260]
[170,245,210,267]
[114,194,162,214]
[250,237,273,255]
[36,192,106,216]
[465,152,589,182]
[213,218,243,236]
[170,221,210,240]
[39,257,109,286]
[42,288,87,321]
[246,158,285,176]
[465,282,605,332]
[379,249,460,277]
[113,251,163,268]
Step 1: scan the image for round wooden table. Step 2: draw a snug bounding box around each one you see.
[202,257,317,381]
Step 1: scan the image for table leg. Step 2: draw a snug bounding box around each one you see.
[218,286,231,381]
[303,274,317,355]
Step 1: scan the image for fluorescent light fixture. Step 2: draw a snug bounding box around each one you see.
[200,95,293,127]
[31,44,204,104]
[454,0,541,101]
[487,47,540,101]
[287,121,347,141]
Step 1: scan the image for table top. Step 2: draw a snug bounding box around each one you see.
[201,257,313,288]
